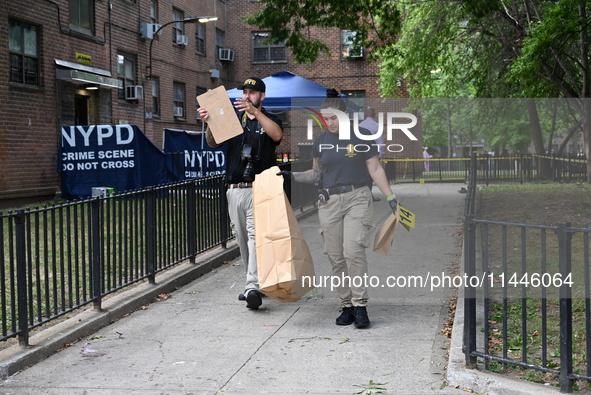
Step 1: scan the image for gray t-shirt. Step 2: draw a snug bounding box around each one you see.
[312,127,378,189]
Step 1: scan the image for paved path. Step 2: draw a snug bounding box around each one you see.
[0,183,469,394]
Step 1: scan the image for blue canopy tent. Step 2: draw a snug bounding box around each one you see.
[226,70,355,111]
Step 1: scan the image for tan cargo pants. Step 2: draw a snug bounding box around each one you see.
[318,186,373,307]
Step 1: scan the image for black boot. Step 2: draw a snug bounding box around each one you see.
[336,306,355,325]
[245,290,262,310]
[354,306,370,328]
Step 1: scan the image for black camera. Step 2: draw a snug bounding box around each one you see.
[241,144,259,182]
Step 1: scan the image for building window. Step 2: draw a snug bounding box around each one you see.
[152,78,160,115]
[341,30,363,59]
[150,0,158,24]
[252,32,286,63]
[9,20,39,86]
[173,82,185,118]
[196,86,206,121]
[69,0,94,34]
[117,52,137,100]
[216,29,225,60]
[172,8,184,45]
[341,90,365,112]
[195,23,205,55]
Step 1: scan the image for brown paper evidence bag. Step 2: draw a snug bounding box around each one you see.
[252,166,315,302]
[372,209,400,256]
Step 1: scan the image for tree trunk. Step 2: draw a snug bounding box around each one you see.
[580,4,591,182]
[527,99,550,178]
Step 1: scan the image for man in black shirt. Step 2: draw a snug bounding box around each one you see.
[198,77,283,310]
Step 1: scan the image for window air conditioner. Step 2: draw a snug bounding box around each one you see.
[347,47,364,58]
[176,34,188,46]
[218,48,235,62]
[173,106,184,117]
[140,23,162,39]
[125,85,144,100]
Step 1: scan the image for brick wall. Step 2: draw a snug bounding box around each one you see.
[1,0,420,203]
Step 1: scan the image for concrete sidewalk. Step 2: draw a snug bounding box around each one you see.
[0,183,555,394]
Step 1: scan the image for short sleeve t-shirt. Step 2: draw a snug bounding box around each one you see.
[225,108,283,184]
[312,126,378,189]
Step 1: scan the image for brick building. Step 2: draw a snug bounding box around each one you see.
[1,0,420,204]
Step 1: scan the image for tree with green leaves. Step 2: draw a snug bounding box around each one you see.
[246,0,591,181]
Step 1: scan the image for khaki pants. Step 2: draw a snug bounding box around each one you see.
[318,186,373,307]
[226,188,258,293]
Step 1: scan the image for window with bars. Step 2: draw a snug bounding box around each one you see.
[172,8,184,44]
[173,82,185,118]
[69,0,94,34]
[341,30,364,59]
[195,23,205,55]
[216,29,225,60]
[152,78,160,116]
[150,0,158,24]
[252,32,286,63]
[9,19,39,86]
[341,90,366,112]
[117,52,137,100]
[196,86,206,121]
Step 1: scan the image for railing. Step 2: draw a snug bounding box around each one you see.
[463,154,591,393]
[1,160,316,346]
[384,153,587,184]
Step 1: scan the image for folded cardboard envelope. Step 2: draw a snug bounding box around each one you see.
[196,86,243,144]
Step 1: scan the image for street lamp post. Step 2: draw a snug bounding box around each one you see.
[147,16,218,80]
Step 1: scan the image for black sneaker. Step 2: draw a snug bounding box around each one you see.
[246,290,262,310]
[335,307,355,325]
[354,306,370,328]
[238,293,246,301]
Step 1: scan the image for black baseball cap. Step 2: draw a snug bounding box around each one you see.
[238,77,266,92]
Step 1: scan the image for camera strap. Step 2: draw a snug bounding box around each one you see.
[240,111,263,156]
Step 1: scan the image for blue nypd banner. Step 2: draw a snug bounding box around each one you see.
[163,129,227,180]
[59,125,167,198]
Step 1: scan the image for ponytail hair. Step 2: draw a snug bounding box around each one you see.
[321,88,346,112]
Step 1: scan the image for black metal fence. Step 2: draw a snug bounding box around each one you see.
[0,160,316,346]
[384,153,587,184]
[463,154,591,393]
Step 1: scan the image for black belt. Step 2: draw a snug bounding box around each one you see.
[227,182,252,189]
[325,185,365,196]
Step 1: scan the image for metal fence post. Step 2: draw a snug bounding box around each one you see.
[146,188,156,284]
[464,213,477,368]
[219,178,229,248]
[91,199,102,311]
[558,222,574,393]
[187,180,197,263]
[15,210,29,346]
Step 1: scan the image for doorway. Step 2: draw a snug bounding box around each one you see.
[74,94,89,125]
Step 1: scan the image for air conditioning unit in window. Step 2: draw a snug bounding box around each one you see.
[125,85,144,100]
[140,22,162,39]
[173,106,184,117]
[176,34,188,47]
[218,48,235,62]
[347,47,364,58]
